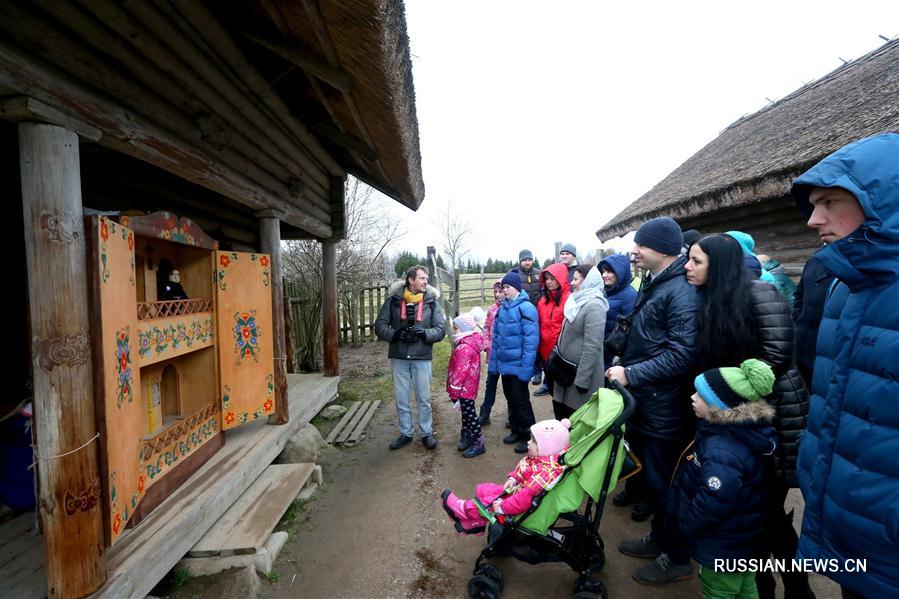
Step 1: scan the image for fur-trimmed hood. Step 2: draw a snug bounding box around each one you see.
[388,279,441,301]
[707,398,775,425]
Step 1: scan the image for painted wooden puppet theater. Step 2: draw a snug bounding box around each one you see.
[87,211,275,542]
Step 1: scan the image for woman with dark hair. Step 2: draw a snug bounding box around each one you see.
[685,234,813,599]
[551,264,608,419]
[534,263,571,398]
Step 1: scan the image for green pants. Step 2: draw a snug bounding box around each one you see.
[698,565,759,599]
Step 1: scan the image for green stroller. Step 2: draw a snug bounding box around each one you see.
[466,381,636,599]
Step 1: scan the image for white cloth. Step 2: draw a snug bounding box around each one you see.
[564,267,605,322]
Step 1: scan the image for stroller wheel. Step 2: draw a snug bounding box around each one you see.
[573,576,608,599]
[474,563,504,592]
[468,574,501,599]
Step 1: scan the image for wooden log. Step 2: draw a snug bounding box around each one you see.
[239,28,354,94]
[0,36,332,238]
[0,95,101,141]
[19,123,106,597]
[283,292,296,374]
[170,0,345,178]
[25,0,330,219]
[358,288,366,342]
[114,0,332,206]
[311,122,379,162]
[322,240,339,376]
[260,216,290,424]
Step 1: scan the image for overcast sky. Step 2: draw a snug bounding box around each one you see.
[368,1,899,266]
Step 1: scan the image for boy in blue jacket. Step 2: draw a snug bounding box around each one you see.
[488,271,539,455]
[669,359,777,599]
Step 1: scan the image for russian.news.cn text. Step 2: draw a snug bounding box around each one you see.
[714,559,866,574]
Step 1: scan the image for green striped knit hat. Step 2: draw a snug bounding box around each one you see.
[694,359,775,411]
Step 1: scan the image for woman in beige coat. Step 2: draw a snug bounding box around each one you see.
[551,265,609,419]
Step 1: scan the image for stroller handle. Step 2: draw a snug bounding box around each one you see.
[610,380,636,424]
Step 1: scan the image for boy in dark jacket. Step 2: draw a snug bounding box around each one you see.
[670,359,777,599]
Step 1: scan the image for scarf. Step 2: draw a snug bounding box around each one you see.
[564,267,605,322]
[403,288,424,304]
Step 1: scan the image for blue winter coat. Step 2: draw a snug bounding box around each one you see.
[599,254,637,369]
[792,133,899,597]
[488,291,539,382]
[669,403,777,568]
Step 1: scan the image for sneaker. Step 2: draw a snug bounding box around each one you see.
[457,434,473,452]
[463,438,486,458]
[478,413,491,426]
[502,432,521,445]
[617,533,663,559]
[513,440,528,454]
[631,500,653,522]
[530,374,543,386]
[388,435,413,450]
[613,489,636,507]
[533,384,550,397]
[632,553,693,585]
[422,435,438,450]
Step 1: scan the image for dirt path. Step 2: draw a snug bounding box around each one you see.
[177,342,839,598]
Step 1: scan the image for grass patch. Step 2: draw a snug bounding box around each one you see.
[267,571,281,583]
[276,498,308,535]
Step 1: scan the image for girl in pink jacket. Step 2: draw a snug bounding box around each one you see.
[447,308,487,457]
[441,418,570,533]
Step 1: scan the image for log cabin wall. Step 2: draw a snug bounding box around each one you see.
[678,196,822,279]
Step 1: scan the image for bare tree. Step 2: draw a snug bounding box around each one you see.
[283,178,405,368]
[433,200,472,271]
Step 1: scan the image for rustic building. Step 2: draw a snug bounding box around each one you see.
[3,1,423,597]
[596,38,899,277]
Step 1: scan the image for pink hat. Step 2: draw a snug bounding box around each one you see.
[531,418,571,456]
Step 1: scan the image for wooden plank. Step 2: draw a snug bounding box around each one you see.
[93,380,331,599]
[322,238,339,375]
[0,95,102,141]
[189,463,314,557]
[20,123,107,596]
[325,402,362,443]
[0,532,46,598]
[344,400,381,445]
[260,217,290,425]
[334,401,370,444]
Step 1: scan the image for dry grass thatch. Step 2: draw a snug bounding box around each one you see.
[596,39,899,240]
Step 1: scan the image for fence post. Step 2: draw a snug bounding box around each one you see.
[453,270,460,317]
[480,266,485,302]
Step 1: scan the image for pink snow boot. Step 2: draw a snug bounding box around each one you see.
[441,489,486,535]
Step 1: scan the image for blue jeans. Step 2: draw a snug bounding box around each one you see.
[391,359,433,437]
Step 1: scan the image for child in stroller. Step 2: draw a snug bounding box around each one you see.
[441,418,571,534]
[442,382,636,599]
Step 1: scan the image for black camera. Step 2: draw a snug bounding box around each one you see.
[405,303,417,327]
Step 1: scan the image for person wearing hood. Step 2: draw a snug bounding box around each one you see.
[757,253,798,309]
[791,133,899,599]
[726,230,778,286]
[550,264,608,420]
[610,216,701,585]
[447,309,487,458]
[598,253,638,371]
[669,359,778,599]
[533,262,572,397]
[488,271,540,454]
[375,265,447,450]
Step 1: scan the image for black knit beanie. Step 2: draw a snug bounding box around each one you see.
[634,217,683,256]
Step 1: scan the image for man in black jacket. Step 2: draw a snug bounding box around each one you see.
[511,249,543,385]
[791,254,834,388]
[606,216,700,586]
[375,265,446,450]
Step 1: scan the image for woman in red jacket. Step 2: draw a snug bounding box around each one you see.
[534,262,571,397]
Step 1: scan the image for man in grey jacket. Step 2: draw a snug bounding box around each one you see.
[375,265,446,450]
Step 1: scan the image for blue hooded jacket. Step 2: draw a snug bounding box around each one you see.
[487,290,539,382]
[598,254,637,369]
[792,133,899,597]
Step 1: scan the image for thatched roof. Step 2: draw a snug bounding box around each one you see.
[597,38,899,240]
[224,0,425,210]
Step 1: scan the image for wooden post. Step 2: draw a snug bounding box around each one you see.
[259,215,289,425]
[283,293,296,374]
[322,240,339,376]
[480,265,486,302]
[19,123,106,597]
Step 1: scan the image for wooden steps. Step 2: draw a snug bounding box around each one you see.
[189,463,315,557]
[325,400,380,446]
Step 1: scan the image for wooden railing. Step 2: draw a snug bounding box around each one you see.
[137,298,213,320]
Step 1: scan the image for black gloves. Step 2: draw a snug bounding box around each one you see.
[391,327,407,342]
[392,324,426,343]
[409,324,427,340]
[575,385,588,394]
